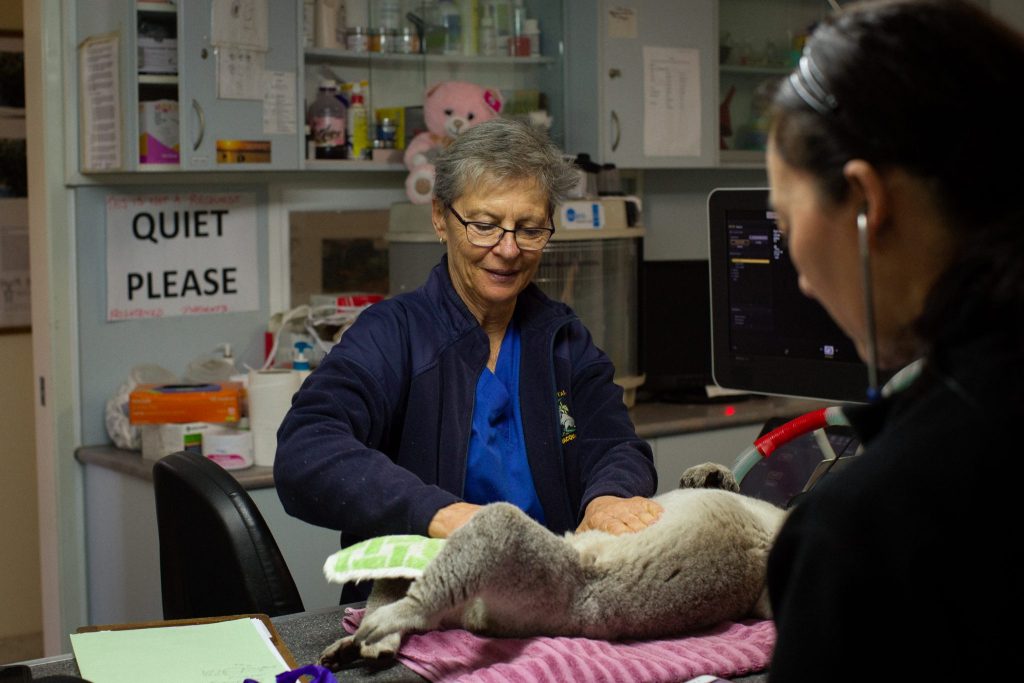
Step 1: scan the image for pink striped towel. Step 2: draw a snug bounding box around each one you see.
[343,608,774,683]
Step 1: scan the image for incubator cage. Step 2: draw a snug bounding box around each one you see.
[533,237,640,381]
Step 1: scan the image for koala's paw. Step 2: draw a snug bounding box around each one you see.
[680,462,739,492]
[318,634,362,671]
[354,599,428,659]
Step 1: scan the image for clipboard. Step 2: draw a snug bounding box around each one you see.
[75,613,299,670]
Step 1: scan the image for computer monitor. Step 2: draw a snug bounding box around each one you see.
[707,187,884,403]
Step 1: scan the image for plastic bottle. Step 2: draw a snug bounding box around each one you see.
[489,0,511,46]
[315,0,341,48]
[438,0,462,55]
[303,0,315,47]
[375,0,402,31]
[508,0,529,56]
[308,79,347,159]
[293,342,312,382]
[479,4,498,56]
[461,0,479,56]
[348,81,370,160]
[524,17,539,57]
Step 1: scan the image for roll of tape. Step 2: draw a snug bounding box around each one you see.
[248,369,301,467]
[202,429,255,470]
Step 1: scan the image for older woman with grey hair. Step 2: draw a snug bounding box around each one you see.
[276,118,660,600]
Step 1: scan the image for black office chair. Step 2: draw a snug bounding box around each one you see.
[153,450,305,620]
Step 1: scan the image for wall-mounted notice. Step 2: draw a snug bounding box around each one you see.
[607,6,638,39]
[0,198,30,330]
[79,33,122,172]
[105,193,259,321]
[211,0,269,51]
[643,46,701,158]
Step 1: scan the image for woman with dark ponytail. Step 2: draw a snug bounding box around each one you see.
[764,0,1024,679]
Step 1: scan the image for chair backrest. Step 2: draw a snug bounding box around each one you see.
[152,450,304,620]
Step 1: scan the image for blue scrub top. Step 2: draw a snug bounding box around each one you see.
[463,321,546,524]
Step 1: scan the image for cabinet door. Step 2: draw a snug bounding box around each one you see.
[565,0,717,168]
[177,0,301,170]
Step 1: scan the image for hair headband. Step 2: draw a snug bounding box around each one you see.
[788,50,838,115]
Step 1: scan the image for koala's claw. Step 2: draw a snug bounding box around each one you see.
[318,635,362,671]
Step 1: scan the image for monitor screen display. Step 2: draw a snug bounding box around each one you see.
[708,188,884,403]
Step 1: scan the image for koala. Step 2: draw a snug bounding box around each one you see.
[320,463,787,667]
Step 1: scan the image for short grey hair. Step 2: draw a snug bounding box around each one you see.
[433,118,578,214]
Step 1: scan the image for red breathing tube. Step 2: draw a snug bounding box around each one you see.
[753,408,829,458]
[733,406,849,484]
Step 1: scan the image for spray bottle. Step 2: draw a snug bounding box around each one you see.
[293,341,313,382]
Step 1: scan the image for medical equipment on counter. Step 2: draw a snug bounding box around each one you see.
[263,298,381,370]
[184,343,237,383]
[731,359,923,502]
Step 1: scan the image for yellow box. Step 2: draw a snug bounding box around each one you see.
[129,382,245,425]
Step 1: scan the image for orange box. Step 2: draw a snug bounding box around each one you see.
[129,382,245,425]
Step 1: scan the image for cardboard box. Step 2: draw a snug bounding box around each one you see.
[139,99,179,165]
[129,382,245,425]
[554,198,629,230]
[140,422,210,461]
[138,36,177,74]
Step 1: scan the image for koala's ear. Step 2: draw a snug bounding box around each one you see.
[483,88,503,114]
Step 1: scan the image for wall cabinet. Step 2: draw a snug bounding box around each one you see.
[176,0,301,170]
[717,0,828,165]
[77,0,300,173]
[563,0,718,168]
[76,1,562,174]
[74,1,833,175]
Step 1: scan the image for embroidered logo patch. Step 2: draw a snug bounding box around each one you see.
[557,390,576,444]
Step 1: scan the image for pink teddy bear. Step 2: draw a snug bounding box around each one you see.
[404,81,503,205]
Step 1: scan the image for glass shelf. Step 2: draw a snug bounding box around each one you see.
[304,48,555,67]
[720,64,791,76]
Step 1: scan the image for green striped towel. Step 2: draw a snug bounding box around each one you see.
[323,535,447,585]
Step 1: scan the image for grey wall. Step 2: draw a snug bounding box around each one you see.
[75,184,271,445]
[642,167,768,261]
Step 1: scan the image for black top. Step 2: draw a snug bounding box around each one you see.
[766,330,1023,681]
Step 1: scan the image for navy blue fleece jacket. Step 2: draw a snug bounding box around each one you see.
[274,257,656,541]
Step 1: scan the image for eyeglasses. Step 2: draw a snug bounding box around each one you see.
[446,205,555,251]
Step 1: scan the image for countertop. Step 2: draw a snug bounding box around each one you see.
[75,395,834,489]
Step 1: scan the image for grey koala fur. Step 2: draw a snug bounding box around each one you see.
[320,463,787,668]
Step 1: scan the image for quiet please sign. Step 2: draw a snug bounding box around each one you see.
[105,193,260,320]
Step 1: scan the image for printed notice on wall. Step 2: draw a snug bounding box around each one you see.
[643,46,701,158]
[0,198,30,329]
[211,0,269,51]
[263,71,297,135]
[606,6,638,39]
[105,193,260,321]
[79,33,122,172]
[217,47,265,100]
